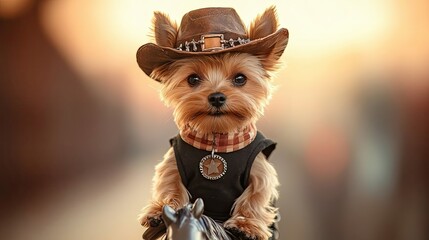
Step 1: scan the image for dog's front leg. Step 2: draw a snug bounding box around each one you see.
[139,147,189,227]
[224,153,279,240]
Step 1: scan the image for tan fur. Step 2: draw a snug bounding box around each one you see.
[138,148,189,227]
[248,6,286,72]
[151,12,178,48]
[249,6,278,40]
[152,53,274,134]
[141,7,283,240]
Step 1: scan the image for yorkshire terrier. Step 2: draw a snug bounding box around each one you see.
[137,6,288,240]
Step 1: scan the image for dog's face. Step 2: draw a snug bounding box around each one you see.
[152,53,275,134]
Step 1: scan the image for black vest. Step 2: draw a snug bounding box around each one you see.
[170,131,276,222]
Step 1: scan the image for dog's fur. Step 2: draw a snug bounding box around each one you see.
[139,7,282,240]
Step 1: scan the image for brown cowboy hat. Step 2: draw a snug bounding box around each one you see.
[137,7,289,80]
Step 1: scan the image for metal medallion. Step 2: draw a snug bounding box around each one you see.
[199,153,227,180]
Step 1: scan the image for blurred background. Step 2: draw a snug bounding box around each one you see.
[1,0,428,239]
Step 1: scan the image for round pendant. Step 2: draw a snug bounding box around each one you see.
[199,154,227,180]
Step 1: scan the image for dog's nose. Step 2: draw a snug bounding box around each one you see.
[208,92,226,108]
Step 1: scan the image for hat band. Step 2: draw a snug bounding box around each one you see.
[176,34,250,52]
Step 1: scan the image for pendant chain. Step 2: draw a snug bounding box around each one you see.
[200,133,227,180]
[211,134,217,158]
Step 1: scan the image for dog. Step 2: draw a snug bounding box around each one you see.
[136,6,288,240]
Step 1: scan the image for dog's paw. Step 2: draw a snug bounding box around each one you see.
[148,216,164,227]
[225,226,257,240]
[140,214,163,228]
[139,204,163,227]
[142,222,167,240]
[224,216,271,240]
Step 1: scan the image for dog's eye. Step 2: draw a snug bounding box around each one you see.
[232,74,247,86]
[187,74,201,87]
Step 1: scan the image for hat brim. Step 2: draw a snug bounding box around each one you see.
[137,28,289,80]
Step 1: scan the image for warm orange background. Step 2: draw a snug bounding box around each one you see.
[1,0,428,240]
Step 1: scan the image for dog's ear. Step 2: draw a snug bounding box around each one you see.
[250,6,287,72]
[152,12,178,48]
[256,33,288,72]
[249,6,278,40]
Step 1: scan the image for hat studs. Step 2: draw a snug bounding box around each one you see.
[176,34,250,52]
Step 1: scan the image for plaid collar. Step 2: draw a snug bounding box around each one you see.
[179,124,257,153]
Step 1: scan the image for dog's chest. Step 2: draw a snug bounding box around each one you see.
[170,132,275,221]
